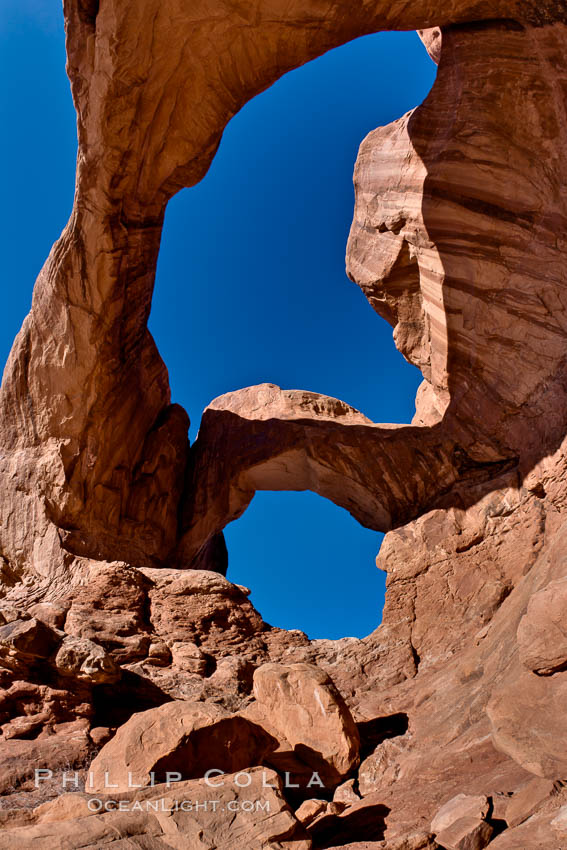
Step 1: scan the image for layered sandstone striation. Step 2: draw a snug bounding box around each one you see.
[0,0,565,588]
[2,0,567,848]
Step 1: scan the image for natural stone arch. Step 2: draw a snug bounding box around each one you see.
[1,0,567,598]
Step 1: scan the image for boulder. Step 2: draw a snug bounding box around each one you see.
[431,794,490,834]
[169,640,209,673]
[0,606,25,626]
[295,798,331,826]
[334,778,362,805]
[28,603,68,630]
[435,816,493,850]
[0,618,60,666]
[89,726,113,748]
[517,578,567,675]
[145,640,172,667]
[248,662,360,788]
[88,699,276,793]
[53,636,120,684]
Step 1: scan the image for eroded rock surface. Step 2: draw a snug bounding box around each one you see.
[88,700,276,793]
[2,0,567,848]
[245,662,360,789]
[0,768,311,850]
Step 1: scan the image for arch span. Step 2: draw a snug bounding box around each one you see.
[1,0,566,594]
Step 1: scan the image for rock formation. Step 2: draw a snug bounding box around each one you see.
[2,0,567,847]
[0,768,312,849]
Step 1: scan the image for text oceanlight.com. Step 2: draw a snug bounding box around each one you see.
[86,798,272,813]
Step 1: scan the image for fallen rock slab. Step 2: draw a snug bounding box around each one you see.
[517,578,567,675]
[88,699,276,793]
[435,816,493,850]
[487,810,562,848]
[249,662,360,788]
[431,794,490,834]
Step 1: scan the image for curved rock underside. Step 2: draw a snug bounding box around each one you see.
[2,0,567,847]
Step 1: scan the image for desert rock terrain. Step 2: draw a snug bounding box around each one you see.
[2,0,567,847]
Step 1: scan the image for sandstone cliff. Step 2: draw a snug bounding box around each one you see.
[2,0,567,848]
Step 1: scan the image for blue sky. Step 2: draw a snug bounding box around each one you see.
[0,2,436,639]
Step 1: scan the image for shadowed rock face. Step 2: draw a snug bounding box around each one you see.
[3,0,567,847]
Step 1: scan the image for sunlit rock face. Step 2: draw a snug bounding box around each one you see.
[3,0,567,846]
[0,0,565,588]
[348,20,567,454]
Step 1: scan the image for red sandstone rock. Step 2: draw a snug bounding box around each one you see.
[551,805,567,833]
[326,842,436,850]
[334,778,362,805]
[88,700,276,794]
[176,383,484,568]
[0,617,60,668]
[487,809,564,848]
[505,777,559,828]
[418,27,442,63]
[0,724,91,795]
[53,636,120,685]
[434,816,493,850]
[0,0,561,591]
[62,561,152,663]
[517,578,567,675]
[295,798,329,826]
[487,667,567,778]
[140,567,265,654]
[0,0,532,594]
[28,603,67,630]
[0,768,311,849]
[248,662,360,788]
[430,794,490,835]
[3,0,567,848]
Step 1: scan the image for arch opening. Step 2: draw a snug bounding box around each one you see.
[149,30,436,637]
[225,491,385,639]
